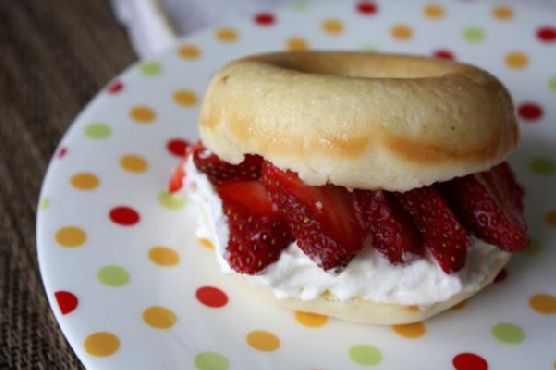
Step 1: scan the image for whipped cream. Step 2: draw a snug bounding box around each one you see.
[184,157,509,306]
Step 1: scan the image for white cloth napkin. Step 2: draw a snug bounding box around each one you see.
[111,0,556,58]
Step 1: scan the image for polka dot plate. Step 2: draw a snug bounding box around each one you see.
[37,1,556,369]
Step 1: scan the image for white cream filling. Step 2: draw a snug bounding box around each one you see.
[184,157,509,306]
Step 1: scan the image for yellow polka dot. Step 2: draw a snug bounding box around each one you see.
[294,311,329,328]
[492,5,513,20]
[451,300,467,311]
[216,27,238,42]
[130,106,156,123]
[173,89,197,107]
[392,322,426,338]
[55,226,86,248]
[178,44,200,59]
[424,4,445,19]
[246,330,280,352]
[529,293,556,314]
[322,19,343,35]
[70,173,99,190]
[547,210,556,227]
[143,306,177,329]
[287,37,308,51]
[148,246,180,266]
[198,238,214,250]
[120,154,148,173]
[505,51,529,70]
[391,24,413,40]
[84,332,120,357]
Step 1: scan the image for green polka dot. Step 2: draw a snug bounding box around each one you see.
[138,62,162,76]
[549,76,556,93]
[360,44,378,52]
[194,352,230,370]
[491,322,525,344]
[85,123,111,139]
[39,197,50,211]
[525,237,542,256]
[463,27,485,42]
[348,344,382,366]
[158,191,186,210]
[529,156,556,175]
[289,0,308,11]
[97,265,130,287]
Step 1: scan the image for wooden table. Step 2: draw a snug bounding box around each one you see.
[0,1,135,368]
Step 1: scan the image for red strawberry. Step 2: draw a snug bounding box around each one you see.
[446,162,528,252]
[354,190,424,264]
[193,144,262,185]
[397,186,469,273]
[261,162,365,272]
[169,157,187,192]
[217,181,293,274]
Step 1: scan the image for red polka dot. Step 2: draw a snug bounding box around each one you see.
[433,49,454,60]
[109,206,140,226]
[107,80,123,94]
[57,147,67,158]
[254,12,275,26]
[195,286,229,308]
[494,268,507,283]
[167,138,190,157]
[357,1,378,14]
[54,291,78,315]
[537,26,556,43]
[518,102,544,122]
[452,353,488,370]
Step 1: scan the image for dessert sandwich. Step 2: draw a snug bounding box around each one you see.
[171,51,528,324]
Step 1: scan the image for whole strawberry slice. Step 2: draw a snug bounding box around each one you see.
[193,143,262,185]
[397,186,469,273]
[354,190,424,264]
[261,162,366,272]
[217,180,293,274]
[446,162,528,252]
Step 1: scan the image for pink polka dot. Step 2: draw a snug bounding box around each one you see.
[518,102,544,122]
[537,26,556,43]
[357,1,378,15]
[254,12,276,26]
[167,138,190,157]
[195,286,229,308]
[109,206,140,226]
[494,268,508,283]
[57,147,68,158]
[107,80,123,94]
[433,49,455,60]
[54,291,78,315]
[452,353,488,370]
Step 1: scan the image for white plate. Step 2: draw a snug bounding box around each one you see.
[37,1,556,369]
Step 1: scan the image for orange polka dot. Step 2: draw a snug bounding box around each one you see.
[492,5,513,20]
[130,106,156,123]
[287,37,308,51]
[198,238,214,250]
[173,89,197,107]
[322,19,343,35]
[70,173,99,190]
[55,226,86,248]
[391,24,413,40]
[547,210,556,227]
[216,27,238,42]
[294,311,329,328]
[424,4,445,19]
[143,306,177,329]
[148,246,180,266]
[529,293,556,314]
[505,51,529,70]
[178,44,200,59]
[84,332,120,357]
[120,154,148,173]
[451,300,467,311]
[246,330,280,352]
[392,322,426,338]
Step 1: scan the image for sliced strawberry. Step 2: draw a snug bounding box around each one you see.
[261,162,365,272]
[397,186,469,273]
[193,144,262,185]
[446,162,528,252]
[217,181,293,274]
[354,190,424,264]
[169,157,187,192]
